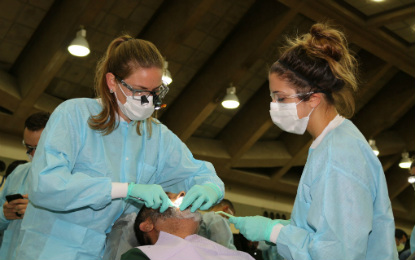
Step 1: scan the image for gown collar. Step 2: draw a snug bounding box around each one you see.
[310,114,345,149]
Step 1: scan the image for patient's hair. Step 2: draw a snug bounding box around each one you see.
[134,203,202,246]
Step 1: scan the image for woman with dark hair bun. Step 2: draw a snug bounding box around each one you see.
[230,23,397,260]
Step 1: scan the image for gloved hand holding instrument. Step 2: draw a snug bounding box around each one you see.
[179,183,222,212]
[229,215,291,242]
[126,183,173,213]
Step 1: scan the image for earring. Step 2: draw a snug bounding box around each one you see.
[110,89,114,93]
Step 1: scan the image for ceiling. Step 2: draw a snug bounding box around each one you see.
[0,0,414,229]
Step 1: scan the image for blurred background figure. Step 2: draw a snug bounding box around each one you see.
[198,199,236,250]
[395,229,411,260]
[0,161,5,192]
[257,241,285,260]
[0,111,49,260]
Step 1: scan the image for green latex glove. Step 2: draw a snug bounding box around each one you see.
[179,183,222,212]
[126,183,173,213]
[229,216,291,242]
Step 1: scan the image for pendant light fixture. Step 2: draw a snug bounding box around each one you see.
[68,26,90,57]
[222,84,240,109]
[368,139,379,156]
[162,61,173,85]
[399,152,412,169]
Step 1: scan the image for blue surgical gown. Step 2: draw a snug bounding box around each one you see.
[15,98,224,260]
[198,211,236,250]
[411,226,415,254]
[275,119,398,260]
[0,163,31,260]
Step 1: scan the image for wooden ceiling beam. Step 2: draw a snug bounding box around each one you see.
[8,0,105,133]
[0,70,21,115]
[139,0,217,50]
[216,164,298,195]
[278,0,415,76]
[395,107,415,152]
[219,84,274,162]
[386,164,412,200]
[354,72,415,138]
[366,4,415,28]
[397,187,415,220]
[218,2,304,162]
[383,107,415,199]
[188,137,296,168]
[141,0,220,58]
[160,0,293,142]
[355,50,399,111]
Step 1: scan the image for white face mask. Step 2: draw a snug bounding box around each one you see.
[397,243,405,252]
[269,99,314,135]
[115,84,155,121]
[27,154,33,162]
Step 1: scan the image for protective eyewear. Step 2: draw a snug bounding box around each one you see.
[22,140,37,155]
[114,75,169,110]
[270,91,314,103]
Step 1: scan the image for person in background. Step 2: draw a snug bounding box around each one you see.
[0,160,5,246]
[396,229,411,260]
[0,160,5,192]
[198,198,236,249]
[410,162,415,255]
[4,160,28,178]
[16,35,224,260]
[0,112,50,260]
[229,22,397,260]
[257,240,285,260]
[121,191,254,260]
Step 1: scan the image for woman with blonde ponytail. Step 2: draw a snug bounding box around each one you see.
[16,35,224,260]
[229,23,397,260]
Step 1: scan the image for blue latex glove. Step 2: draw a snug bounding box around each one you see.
[126,183,173,213]
[179,183,222,212]
[229,216,291,242]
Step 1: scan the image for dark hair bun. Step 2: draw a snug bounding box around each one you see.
[308,23,344,62]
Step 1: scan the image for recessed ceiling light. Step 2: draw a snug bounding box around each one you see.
[372,0,384,2]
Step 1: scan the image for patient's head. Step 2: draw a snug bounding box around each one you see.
[134,191,202,245]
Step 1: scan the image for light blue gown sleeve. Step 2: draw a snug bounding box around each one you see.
[411,226,415,254]
[29,102,112,211]
[0,163,30,230]
[277,165,374,260]
[153,123,224,197]
[0,181,11,231]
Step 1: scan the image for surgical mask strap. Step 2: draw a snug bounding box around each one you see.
[295,98,304,106]
[296,98,314,117]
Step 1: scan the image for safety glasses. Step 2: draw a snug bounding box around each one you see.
[22,140,37,155]
[114,75,169,101]
[270,91,314,103]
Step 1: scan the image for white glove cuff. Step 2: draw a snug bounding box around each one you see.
[269,223,284,243]
[111,182,129,199]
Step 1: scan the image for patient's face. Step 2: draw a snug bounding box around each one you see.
[159,191,201,221]
[136,191,202,245]
[166,191,185,207]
